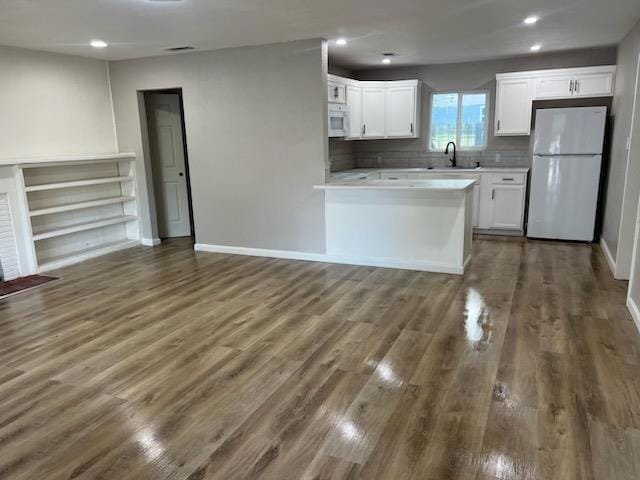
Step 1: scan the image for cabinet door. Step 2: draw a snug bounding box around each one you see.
[385,85,417,138]
[495,79,533,136]
[362,86,386,138]
[472,184,480,228]
[573,72,614,97]
[346,85,362,140]
[534,75,574,99]
[328,81,346,104]
[490,185,525,229]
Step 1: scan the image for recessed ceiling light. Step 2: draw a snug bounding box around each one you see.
[90,39,108,48]
[530,44,542,52]
[336,38,347,46]
[382,58,391,65]
[524,16,539,25]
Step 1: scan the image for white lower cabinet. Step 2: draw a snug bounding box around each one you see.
[488,185,525,229]
[368,169,527,233]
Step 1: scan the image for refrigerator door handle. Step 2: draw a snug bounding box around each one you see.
[569,80,574,93]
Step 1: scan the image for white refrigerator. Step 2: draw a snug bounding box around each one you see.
[527,106,607,241]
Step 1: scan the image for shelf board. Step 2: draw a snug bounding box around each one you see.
[1,152,136,168]
[29,196,136,217]
[38,239,140,272]
[32,215,138,241]
[25,176,134,192]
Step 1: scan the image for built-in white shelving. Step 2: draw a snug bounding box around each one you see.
[30,196,136,217]
[37,239,140,272]
[19,154,140,272]
[32,215,138,241]
[25,176,134,192]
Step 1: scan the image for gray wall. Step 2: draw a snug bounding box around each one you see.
[346,47,617,168]
[0,46,117,159]
[602,20,640,276]
[109,39,327,253]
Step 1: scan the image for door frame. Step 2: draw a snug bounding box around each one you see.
[142,88,195,243]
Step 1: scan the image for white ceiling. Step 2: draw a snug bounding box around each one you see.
[0,0,639,67]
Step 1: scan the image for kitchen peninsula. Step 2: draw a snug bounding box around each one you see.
[314,178,475,274]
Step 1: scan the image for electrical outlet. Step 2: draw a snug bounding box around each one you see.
[495,152,502,163]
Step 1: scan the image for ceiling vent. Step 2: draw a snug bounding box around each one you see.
[165,46,195,52]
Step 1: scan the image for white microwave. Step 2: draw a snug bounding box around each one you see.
[328,104,349,137]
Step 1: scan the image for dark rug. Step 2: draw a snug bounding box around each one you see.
[0,275,59,298]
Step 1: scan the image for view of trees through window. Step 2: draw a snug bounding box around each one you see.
[430,92,487,150]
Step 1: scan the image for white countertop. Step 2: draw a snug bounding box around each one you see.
[330,166,529,180]
[315,178,476,191]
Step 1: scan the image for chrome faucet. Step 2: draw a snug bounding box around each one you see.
[445,141,457,167]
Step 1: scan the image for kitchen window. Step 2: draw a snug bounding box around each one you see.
[429,91,488,151]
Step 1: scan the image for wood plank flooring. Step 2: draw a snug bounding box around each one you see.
[0,236,639,479]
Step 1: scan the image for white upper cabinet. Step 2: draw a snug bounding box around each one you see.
[346,84,362,140]
[361,85,387,138]
[327,79,346,104]
[327,75,421,140]
[534,74,575,99]
[532,66,616,99]
[494,65,616,136]
[572,71,615,98]
[385,83,419,138]
[495,78,533,136]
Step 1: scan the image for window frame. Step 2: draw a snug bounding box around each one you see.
[428,90,490,152]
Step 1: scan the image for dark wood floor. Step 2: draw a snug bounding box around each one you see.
[0,237,639,479]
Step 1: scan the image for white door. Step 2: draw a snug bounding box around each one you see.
[346,85,362,140]
[362,86,386,138]
[147,94,191,238]
[572,72,615,97]
[386,85,416,137]
[495,79,532,135]
[534,75,574,99]
[490,185,525,229]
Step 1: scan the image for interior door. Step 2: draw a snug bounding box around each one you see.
[147,93,191,238]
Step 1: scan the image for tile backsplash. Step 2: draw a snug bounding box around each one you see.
[354,149,531,169]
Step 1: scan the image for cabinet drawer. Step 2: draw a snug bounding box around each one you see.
[491,173,525,185]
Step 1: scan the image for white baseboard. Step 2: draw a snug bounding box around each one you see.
[193,243,465,275]
[141,238,161,247]
[627,296,640,335]
[600,237,617,276]
[194,243,326,262]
